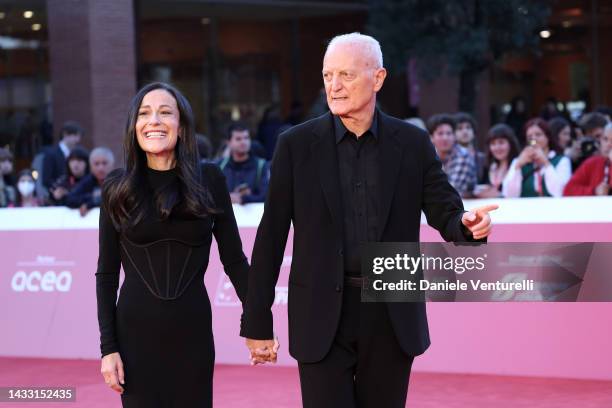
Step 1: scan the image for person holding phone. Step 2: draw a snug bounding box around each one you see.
[502,118,571,197]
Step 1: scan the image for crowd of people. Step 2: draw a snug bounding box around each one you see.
[1,103,610,212]
[0,122,116,214]
[421,108,611,199]
[0,119,273,212]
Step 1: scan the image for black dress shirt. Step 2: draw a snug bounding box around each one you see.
[334,113,380,276]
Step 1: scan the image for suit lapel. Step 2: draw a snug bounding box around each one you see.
[310,111,404,241]
[377,111,403,240]
[311,113,344,238]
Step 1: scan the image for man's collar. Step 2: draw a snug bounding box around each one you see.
[333,110,379,144]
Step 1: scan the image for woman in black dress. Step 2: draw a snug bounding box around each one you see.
[96,82,249,407]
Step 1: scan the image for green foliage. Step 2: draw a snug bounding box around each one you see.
[367,0,551,80]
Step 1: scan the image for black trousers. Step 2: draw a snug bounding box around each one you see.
[298,285,414,408]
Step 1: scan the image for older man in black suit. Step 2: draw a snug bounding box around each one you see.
[241,32,497,408]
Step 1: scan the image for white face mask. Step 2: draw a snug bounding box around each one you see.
[18,181,35,197]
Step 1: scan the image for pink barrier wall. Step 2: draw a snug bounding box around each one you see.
[1,218,612,380]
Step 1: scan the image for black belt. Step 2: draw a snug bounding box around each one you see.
[344,275,365,288]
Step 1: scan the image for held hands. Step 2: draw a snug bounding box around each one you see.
[461,204,499,240]
[100,352,125,394]
[246,335,280,365]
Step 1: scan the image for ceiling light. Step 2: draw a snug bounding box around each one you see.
[32,23,41,31]
[24,10,34,19]
[539,30,551,39]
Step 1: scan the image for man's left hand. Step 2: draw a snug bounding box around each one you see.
[461,204,499,240]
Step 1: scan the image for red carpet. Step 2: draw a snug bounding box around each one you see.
[0,357,611,407]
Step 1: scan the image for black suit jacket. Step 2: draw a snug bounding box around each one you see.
[42,145,67,189]
[240,111,479,363]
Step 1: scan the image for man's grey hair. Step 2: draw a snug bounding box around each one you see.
[90,147,115,164]
[325,32,383,69]
[605,122,612,133]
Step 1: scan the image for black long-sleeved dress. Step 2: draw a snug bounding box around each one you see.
[96,164,248,407]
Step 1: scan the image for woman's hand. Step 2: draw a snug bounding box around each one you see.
[515,147,534,169]
[531,147,549,167]
[101,352,125,394]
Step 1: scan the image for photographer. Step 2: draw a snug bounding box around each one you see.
[566,112,608,171]
[564,123,612,196]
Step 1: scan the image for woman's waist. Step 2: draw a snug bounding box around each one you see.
[120,253,210,297]
[119,268,208,301]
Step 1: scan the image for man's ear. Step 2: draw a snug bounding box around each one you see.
[374,68,387,92]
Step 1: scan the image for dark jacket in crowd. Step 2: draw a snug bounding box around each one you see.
[65,174,103,209]
[217,155,270,203]
[0,179,16,208]
[3,174,15,187]
[49,174,87,205]
[41,145,67,189]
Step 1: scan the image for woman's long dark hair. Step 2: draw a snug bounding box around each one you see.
[103,82,216,230]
